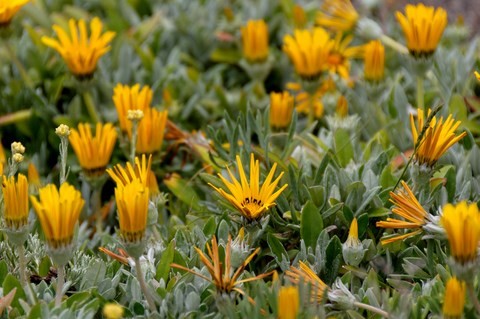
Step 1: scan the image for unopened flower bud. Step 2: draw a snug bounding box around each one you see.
[12,153,24,163]
[356,17,383,40]
[11,142,25,154]
[342,218,365,267]
[55,124,71,137]
[127,109,144,121]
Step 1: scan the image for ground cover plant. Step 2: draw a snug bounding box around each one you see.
[0,0,479,318]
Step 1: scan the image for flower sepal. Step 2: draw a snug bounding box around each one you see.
[47,242,76,267]
[2,224,29,246]
[238,55,273,83]
[447,256,479,283]
[121,236,147,260]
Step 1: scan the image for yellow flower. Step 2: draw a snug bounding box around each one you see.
[316,0,359,33]
[2,174,29,230]
[285,261,328,303]
[112,84,153,133]
[376,181,428,245]
[364,40,385,82]
[69,123,118,175]
[336,95,348,117]
[475,71,480,81]
[0,162,3,176]
[441,201,480,264]
[128,108,168,155]
[292,5,307,29]
[278,286,300,319]
[30,183,85,248]
[443,277,466,319]
[209,154,288,220]
[241,20,269,63]
[410,108,467,167]
[283,28,333,80]
[396,4,447,57]
[326,33,363,80]
[270,92,294,129]
[0,0,30,26]
[102,303,124,319]
[287,81,334,119]
[171,235,272,294]
[0,142,5,165]
[28,162,41,188]
[41,17,116,77]
[114,178,149,243]
[107,155,159,196]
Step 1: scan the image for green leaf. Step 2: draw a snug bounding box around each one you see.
[267,233,288,264]
[203,216,217,237]
[155,241,175,283]
[300,201,323,249]
[334,129,354,167]
[324,236,342,285]
[2,274,26,313]
[0,260,8,285]
[38,256,51,277]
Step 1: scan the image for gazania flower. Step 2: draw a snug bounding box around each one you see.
[287,81,334,119]
[30,183,85,249]
[364,40,385,82]
[285,261,328,303]
[292,5,307,29]
[2,174,29,230]
[0,0,30,26]
[171,236,271,294]
[336,95,348,117]
[376,181,428,244]
[270,92,294,129]
[342,218,365,266]
[441,201,480,264]
[326,33,363,80]
[69,123,118,176]
[278,286,300,319]
[28,162,41,189]
[112,83,153,133]
[209,154,288,220]
[443,277,466,319]
[410,108,467,167]
[106,155,159,196]
[241,20,269,63]
[128,108,168,155]
[41,17,116,78]
[396,4,447,57]
[315,0,359,33]
[283,28,333,80]
[475,71,480,81]
[0,142,5,165]
[114,179,149,244]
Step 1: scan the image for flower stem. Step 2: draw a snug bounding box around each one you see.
[308,93,315,126]
[82,91,101,123]
[129,120,139,165]
[58,137,69,185]
[353,301,389,318]
[380,35,408,55]
[18,244,27,288]
[416,75,425,112]
[468,283,480,316]
[134,257,156,313]
[55,265,65,307]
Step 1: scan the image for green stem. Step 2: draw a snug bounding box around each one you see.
[130,120,139,165]
[353,301,389,318]
[82,91,101,123]
[55,265,65,307]
[416,76,425,111]
[92,188,103,234]
[468,283,480,316]
[0,109,32,126]
[3,40,34,89]
[59,137,69,185]
[135,257,156,313]
[18,244,27,288]
[308,93,314,126]
[380,34,409,55]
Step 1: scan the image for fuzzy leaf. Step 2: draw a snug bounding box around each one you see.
[156,241,175,283]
